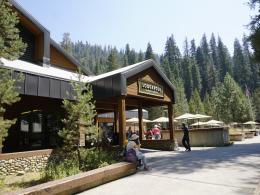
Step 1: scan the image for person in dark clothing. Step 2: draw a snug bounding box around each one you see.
[182,123,191,151]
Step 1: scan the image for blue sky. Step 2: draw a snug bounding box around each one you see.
[17,0,254,54]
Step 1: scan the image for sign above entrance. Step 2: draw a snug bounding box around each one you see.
[138,80,164,97]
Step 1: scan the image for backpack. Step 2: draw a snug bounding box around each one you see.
[125,148,138,163]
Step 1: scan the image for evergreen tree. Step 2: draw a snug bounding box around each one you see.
[213,73,251,123]
[0,0,26,60]
[209,33,220,81]
[248,0,260,62]
[201,34,217,92]
[123,43,130,66]
[0,0,26,151]
[60,32,73,55]
[189,89,204,114]
[145,42,155,60]
[196,46,208,97]
[128,49,137,65]
[173,78,189,116]
[203,92,214,117]
[242,35,260,90]
[164,35,182,79]
[217,37,232,81]
[181,39,193,100]
[107,49,119,71]
[160,56,172,80]
[252,88,260,121]
[138,51,144,62]
[58,74,98,169]
[190,40,202,92]
[0,70,22,151]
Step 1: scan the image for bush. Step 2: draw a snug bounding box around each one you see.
[42,147,122,181]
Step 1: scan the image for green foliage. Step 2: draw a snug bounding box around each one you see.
[60,32,73,55]
[203,92,214,117]
[173,78,189,116]
[42,148,121,180]
[248,0,260,62]
[0,0,26,60]
[252,88,260,121]
[0,69,22,151]
[189,89,204,114]
[145,42,155,60]
[58,73,98,168]
[107,49,119,71]
[212,73,251,123]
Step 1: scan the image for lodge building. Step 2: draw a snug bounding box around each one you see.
[1,1,176,153]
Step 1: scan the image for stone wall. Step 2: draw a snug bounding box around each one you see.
[161,127,230,147]
[0,149,53,176]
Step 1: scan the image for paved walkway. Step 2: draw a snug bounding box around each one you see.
[79,136,260,195]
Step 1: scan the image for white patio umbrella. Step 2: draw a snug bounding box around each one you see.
[194,114,211,119]
[152,117,169,123]
[243,121,259,125]
[206,120,224,125]
[174,113,197,120]
[126,117,151,123]
[190,121,207,126]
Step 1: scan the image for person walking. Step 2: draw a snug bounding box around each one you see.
[182,123,191,151]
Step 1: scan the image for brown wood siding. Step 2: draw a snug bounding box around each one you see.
[127,67,173,102]
[50,46,77,71]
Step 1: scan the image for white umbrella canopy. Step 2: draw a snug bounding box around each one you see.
[152,117,169,122]
[194,114,211,119]
[190,121,207,126]
[126,117,151,123]
[206,120,224,125]
[243,121,259,125]
[152,117,178,123]
[174,113,197,120]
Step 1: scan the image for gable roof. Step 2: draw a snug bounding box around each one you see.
[90,59,176,102]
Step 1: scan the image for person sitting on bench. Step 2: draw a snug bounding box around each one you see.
[126,134,150,171]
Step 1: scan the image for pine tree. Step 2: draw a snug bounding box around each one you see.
[145,42,155,60]
[160,56,172,80]
[181,39,193,100]
[203,92,214,117]
[58,74,98,169]
[189,89,204,114]
[0,0,26,151]
[242,35,260,90]
[60,32,73,55]
[107,49,119,71]
[173,78,189,116]
[128,49,137,65]
[248,0,260,62]
[217,37,232,81]
[252,88,260,121]
[123,44,130,66]
[164,35,182,79]
[196,46,208,97]
[209,33,220,81]
[0,0,26,60]
[213,73,251,123]
[137,51,144,62]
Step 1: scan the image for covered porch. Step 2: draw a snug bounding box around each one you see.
[91,60,176,149]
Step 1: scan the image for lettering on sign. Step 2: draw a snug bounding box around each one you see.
[138,80,164,97]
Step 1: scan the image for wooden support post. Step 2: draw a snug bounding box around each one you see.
[138,105,143,141]
[118,96,126,147]
[168,103,174,141]
[114,106,118,133]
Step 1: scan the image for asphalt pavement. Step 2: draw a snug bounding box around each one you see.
[78,136,260,195]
